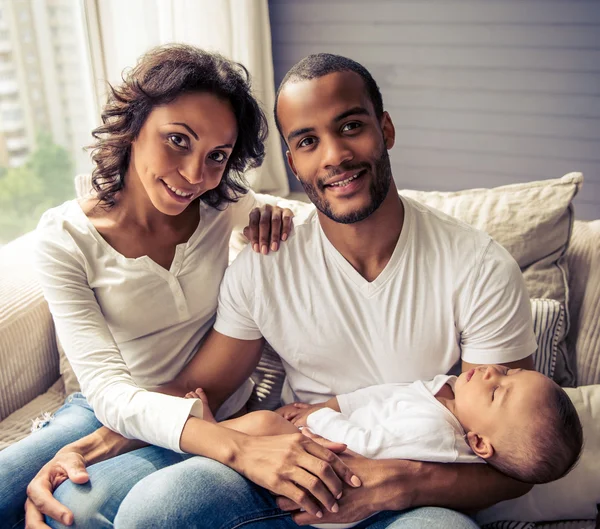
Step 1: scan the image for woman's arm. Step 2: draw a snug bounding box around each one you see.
[34,229,205,452]
[25,332,360,527]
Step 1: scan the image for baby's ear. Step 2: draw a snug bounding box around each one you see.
[466,431,495,460]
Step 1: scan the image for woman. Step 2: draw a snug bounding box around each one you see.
[0,43,294,528]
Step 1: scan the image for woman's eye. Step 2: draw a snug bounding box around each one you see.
[342,122,361,132]
[298,137,316,148]
[209,151,228,163]
[168,134,188,149]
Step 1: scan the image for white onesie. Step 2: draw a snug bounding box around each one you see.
[306,374,482,529]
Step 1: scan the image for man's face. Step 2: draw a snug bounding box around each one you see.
[277,71,395,224]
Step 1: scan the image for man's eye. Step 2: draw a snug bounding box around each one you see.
[168,134,188,149]
[342,122,361,132]
[209,151,228,163]
[298,137,316,148]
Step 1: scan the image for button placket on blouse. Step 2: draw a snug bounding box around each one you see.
[142,255,189,320]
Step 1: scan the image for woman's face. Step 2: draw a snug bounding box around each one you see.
[128,91,238,216]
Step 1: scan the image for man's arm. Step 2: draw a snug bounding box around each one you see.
[462,354,535,374]
[281,451,532,526]
[159,329,265,412]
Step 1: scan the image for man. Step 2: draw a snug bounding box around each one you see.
[27,54,535,529]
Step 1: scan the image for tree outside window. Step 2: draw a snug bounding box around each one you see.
[0,0,96,245]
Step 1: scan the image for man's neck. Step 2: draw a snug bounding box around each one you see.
[317,185,404,282]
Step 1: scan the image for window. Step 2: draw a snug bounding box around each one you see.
[0,0,97,245]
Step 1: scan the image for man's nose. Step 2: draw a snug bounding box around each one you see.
[322,137,353,169]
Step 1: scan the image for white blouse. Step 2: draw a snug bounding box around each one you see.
[34,191,267,451]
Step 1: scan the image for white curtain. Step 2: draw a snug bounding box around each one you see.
[86,0,288,196]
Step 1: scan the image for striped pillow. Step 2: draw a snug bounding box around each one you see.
[482,522,534,529]
[531,298,565,380]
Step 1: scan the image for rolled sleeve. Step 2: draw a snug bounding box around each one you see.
[214,248,263,341]
[460,240,537,365]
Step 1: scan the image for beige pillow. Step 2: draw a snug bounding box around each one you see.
[400,173,582,385]
[476,384,600,524]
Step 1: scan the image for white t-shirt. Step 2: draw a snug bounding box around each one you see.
[307,375,481,463]
[214,195,536,405]
[35,190,268,452]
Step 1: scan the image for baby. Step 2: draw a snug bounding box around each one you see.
[187,365,583,528]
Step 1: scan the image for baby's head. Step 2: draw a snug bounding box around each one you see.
[452,365,583,484]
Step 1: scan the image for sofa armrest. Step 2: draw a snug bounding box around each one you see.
[566,220,600,386]
[0,231,59,421]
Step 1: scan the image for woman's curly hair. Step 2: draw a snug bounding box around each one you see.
[89,44,268,209]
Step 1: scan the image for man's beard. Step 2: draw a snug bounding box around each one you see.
[298,146,393,225]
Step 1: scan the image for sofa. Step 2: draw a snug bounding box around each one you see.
[0,173,598,528]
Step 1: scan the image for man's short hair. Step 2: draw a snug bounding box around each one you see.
[492,383,583,484]
[274,53,384,139]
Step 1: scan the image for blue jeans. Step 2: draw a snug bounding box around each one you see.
[0,394,103,529]
[0,394,479,529]
[114,457,480,529]
[0,393,187,529]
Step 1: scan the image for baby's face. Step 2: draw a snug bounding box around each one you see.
[453,365,553,442]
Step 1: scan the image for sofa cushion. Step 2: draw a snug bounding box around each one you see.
[566,220,600,386]
[0,232,60,422]
[476,384,600,524]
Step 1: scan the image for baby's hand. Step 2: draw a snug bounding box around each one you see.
[185,390,202,399]
[275,402,327,428]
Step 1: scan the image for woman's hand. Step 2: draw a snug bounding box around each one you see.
[243,204,293,254]
[24,449,90,528]
[233,432,361,519]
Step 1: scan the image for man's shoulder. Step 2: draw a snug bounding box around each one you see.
[402,194,491,243]
[226,209,319,277]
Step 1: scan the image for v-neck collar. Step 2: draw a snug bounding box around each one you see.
[317,196,412,298]
[73,199,205,277]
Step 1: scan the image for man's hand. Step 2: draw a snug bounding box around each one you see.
[24,450,90,528]
[275,402,328,427]
[276,450,417,526]
[275,429,419,526]
[233,431,361,519]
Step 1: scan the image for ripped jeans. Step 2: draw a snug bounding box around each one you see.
[0,393,104,528]
[0,393,191,529]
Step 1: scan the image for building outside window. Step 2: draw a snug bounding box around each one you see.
[0,0,97,245]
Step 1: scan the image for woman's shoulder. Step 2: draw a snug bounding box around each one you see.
[37,198,86,232]
[35,199,96,261]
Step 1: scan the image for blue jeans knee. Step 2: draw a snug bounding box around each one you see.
[0,393,101,529]
[115,456,287,529]
[46,445,189,529]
